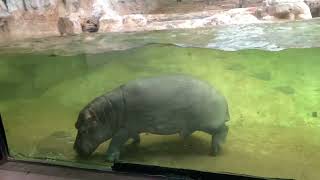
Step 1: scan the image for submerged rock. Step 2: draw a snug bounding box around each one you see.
[274,85,295,94]
[311,111,317,117]
[252,71,272,81]
[225,64,246,71]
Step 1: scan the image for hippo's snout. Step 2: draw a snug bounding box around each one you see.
[74,141,92,157]
[73,133,97,157]
[74,147,91,157]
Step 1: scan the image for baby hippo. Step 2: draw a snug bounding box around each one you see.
[74,75,229,162]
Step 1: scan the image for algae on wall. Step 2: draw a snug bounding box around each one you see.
[33,44,320,128]
[0,53,88,101]
[1,44,320,180]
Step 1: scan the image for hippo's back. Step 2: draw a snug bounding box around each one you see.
[123,75,217,106]
[119,75,228,134]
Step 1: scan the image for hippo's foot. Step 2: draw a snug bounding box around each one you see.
[211,145,221,156]
[105,150,120,162]
[205,125,229,156]
[105,129,131,162]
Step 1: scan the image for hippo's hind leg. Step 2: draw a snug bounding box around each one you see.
[204,124,228,156]
[179,128,194,140]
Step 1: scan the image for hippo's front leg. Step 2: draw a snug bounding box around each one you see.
[204,124,228,156]
[105,128,130,162]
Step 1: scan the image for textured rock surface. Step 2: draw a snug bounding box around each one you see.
[265,0,312,20]
[0,17,9,32]
[58,16,76,35]
[0,0,317,43]
[304,0,320,17]
[0,0,8,14]
[81,16,99,32]
[6,0,57,12]
[99,14,123,32]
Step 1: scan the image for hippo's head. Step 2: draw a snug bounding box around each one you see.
[73,108,113,157]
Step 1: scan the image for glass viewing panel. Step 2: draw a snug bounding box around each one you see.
[0,0,320,179]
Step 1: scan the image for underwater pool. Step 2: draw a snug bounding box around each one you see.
[0,20,320,180]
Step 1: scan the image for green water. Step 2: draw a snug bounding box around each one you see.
[1,44,320,179]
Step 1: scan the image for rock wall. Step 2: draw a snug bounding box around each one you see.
[0,1,9,43]
[0,0,58,41]
[0,0,122,40]
[0,0,318,43]
[305,0,320,17]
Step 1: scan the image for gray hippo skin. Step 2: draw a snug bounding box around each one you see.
[74,75,230,162]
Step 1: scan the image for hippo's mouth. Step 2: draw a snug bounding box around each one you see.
[73,139,97,158]
[74,145,92,157]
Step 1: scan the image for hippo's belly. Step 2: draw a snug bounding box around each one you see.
[132,107,195,135]
[145,125,181,135]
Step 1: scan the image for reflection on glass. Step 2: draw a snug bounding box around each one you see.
[0,22,320,179]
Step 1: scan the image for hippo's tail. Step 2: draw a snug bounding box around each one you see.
[225,105,230,122]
